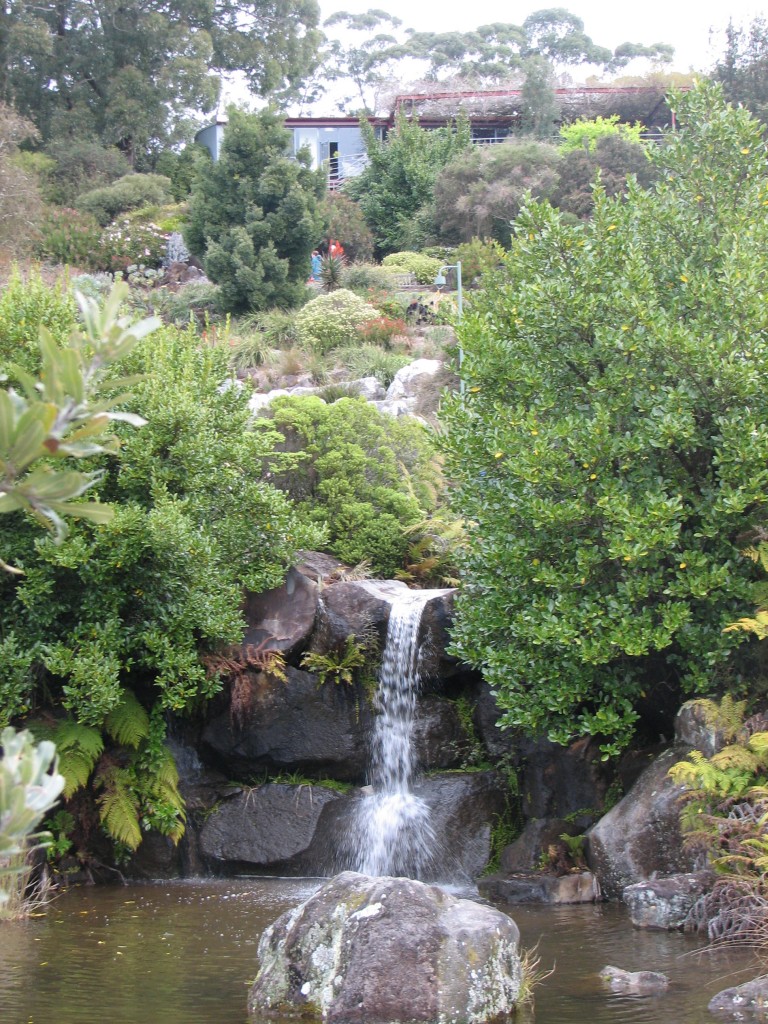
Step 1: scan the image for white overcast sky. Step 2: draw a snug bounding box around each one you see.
[318,0,765,74]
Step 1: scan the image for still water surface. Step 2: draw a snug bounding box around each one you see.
[0,878,759,1024]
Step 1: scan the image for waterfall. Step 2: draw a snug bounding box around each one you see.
[349,586,445,878]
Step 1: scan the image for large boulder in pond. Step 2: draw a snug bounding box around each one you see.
[709,977,768,1020]
[586,747,701,898]
[248,871,523,1024]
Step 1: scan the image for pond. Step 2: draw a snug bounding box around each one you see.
[0,878,758,1024]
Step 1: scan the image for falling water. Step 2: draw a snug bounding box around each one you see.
[351,585,447,878]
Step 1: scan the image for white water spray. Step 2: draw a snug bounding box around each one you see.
[351,585,448,878]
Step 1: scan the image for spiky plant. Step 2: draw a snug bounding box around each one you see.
[319,254,346,292]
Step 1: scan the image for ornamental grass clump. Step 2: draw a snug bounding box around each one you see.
[295,289,378,353]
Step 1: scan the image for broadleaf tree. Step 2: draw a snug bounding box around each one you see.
[441,83,768,757]
[0,0,322,162]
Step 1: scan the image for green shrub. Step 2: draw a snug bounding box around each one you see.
[262,395,440,576]
[454,238,506,287]
[0,268,76,372]
[342,262,400,293]
[441,83,768,756]
[34,206,104,267]
[559,114,646,153]
[151,282,224,327]
[44,141,131,206]
[76,173,173,225]
[382,251,442,284]
[295,289,378,352]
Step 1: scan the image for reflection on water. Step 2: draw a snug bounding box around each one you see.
[0,878,759,1024]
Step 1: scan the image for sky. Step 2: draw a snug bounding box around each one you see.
[317,0,765,74]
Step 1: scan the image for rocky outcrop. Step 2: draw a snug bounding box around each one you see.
[201,666,374,781]
[309,770,510,881]
[518,735,609,827]
[241,568,319,657]
[622,871,715,930]
[498,818,580,874]
[248,871,524,1024]
[585,747,700,899]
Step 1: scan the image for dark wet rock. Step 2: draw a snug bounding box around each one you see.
[709,976,768,1020]
[600,965,669,994]
[586,747,700,899]
[198,783,345,874]
[411,697,466,770]
[479,870,600,905]
[499,818,580,874]
[519,735,609,827]
[311,770,509,880]
[201,666,373,782]
[623,871,716,930]
[471,681,517,758]
[248,871,523,1023]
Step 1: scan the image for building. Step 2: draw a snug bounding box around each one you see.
[196,86,680,189]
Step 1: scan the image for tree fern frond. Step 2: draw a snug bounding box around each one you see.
[54,720,104,759]
[59,748,99,798]
[104,689,150,749]
[96,766,141,850]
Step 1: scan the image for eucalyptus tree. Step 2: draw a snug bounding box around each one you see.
[0,0,322,161]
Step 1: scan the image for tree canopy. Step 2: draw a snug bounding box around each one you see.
[441,83,768,756]
[0,0,322,161]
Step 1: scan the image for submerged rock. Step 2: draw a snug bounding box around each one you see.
[709,977,768,1020]
[479,870,600,905]
[248,871,523,1023]
[599,965,669,994]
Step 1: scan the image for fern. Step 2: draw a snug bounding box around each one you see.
[301,634,368,687]
[104,689,150,748]
[50,720,104,798]
[685,695,748,742]
[95,765,142,850]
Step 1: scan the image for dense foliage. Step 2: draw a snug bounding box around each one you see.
[714,17,768,129]
[344,111,472,256]
[432,140,561,245]
[442,84,768,755]
[262,395,440,576]
[0,293,314,848]
[185,108,325,312]
[295,289,378,352]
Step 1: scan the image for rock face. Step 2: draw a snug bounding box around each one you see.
[586,747,700,898]
[202,666,374,781]
[622,871,715,930]
[198,783,344,874]
[310,770,510,881]
[709,977,768,1020]
[248,871,523,1024]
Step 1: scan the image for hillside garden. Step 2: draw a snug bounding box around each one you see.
[2,9,768,949]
